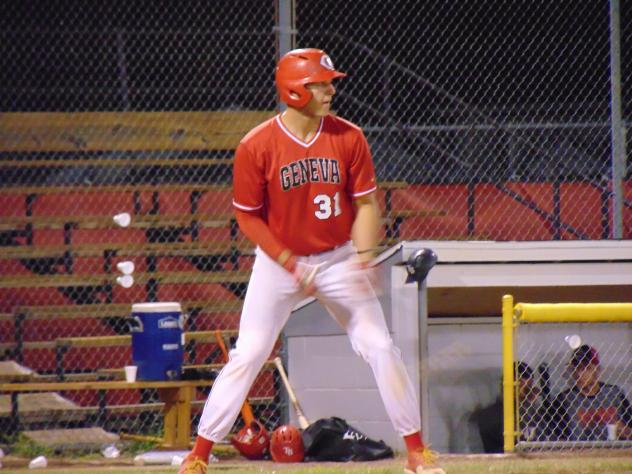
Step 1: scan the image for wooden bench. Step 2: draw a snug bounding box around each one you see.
[2,328,244,375]
[0,357,278,449]
[0,269,251,320]
[0,240,254,286]
[0,184,233,227]
[54,330,239,349]
[378,181,448,238]
[0,157,233,168]
[12,300,243,320]
[1,182,437,207]
[52,331,241,378]
[0,186,447,243]
[0,360,274,383]
[0,240,254,278]
[0,111,276,153]
[0,183,230,198]
[0,379,214,448]
[0,241,255,260]
[5,300,243,347]
[382,209,447,239]
[96,359,277,381]
[0,391,88,425]
[0,269,252,288]
[0,214,232,231]
[0,213,235,248]
[2,212,437,230]
[0,340,57,353]
[0,268,250,319]
[0,360,36,382]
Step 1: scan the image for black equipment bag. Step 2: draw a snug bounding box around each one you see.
[301,417,394,462]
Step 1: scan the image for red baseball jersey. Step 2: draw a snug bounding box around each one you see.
[233,114,377,256]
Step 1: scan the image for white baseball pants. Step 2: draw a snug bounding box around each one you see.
[197,242,421,441]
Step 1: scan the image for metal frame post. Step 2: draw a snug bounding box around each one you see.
[609,0,625,238]
[418,278,430,442]
[402,249,437,443]
[275,0,296,112]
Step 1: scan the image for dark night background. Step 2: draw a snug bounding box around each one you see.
[0,1,629,183]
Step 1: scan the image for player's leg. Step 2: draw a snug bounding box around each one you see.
[316,247,444,473]
[181,248,302,471]
[321,283,421,435]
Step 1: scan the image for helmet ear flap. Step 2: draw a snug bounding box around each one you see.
[277,81,312,109]
[288,88,305,102]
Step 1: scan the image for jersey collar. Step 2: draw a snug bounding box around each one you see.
[275,114,324,148]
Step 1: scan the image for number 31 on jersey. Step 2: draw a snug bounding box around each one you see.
[314,192,341,220]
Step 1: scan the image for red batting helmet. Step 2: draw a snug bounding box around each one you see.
[269,424,305,463]
[275,48,347,109]
[230,420,270,460]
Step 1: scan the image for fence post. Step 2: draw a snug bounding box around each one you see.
[275,0,296,112]
[609,0,625,239]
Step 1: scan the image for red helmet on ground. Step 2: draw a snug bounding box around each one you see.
[275,48,347,109]
[270,424,305,462]
[230,420,270,460]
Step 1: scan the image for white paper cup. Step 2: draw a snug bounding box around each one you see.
[28,455,48,469]
[124,365,138,383]
[116,275,134,288]
[116,261,135,275]
[101,444,120,458]
[113,212,131,228]
[607,423,617,441]
[564,334,582,350]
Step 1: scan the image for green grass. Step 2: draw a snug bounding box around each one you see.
[1,454,632,474]
[8,435,57,460]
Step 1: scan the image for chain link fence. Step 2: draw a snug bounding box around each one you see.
[0,0,282,455]
[298,0,631,240]
[515,325,632,451]
[0,0,630,458]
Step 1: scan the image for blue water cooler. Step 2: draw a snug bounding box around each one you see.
[130,302,184,380]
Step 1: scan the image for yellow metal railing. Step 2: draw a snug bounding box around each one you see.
[501,294,632,452]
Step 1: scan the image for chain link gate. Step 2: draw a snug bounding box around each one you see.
[0,0,630,458]
[516,331,632,450]
[503,298,632,452]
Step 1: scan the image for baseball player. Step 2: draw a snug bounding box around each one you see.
[179,48,444,474]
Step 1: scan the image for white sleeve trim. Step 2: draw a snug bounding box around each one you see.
[351,186,377,198]
[233,200,263,211]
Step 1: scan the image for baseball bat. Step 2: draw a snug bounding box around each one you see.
[214,330,256,425]
[273,356,310,430]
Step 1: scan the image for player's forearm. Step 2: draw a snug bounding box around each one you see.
[235,210,295,271]
[351,193,380,264]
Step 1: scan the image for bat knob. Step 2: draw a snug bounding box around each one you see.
[404,248,437,284]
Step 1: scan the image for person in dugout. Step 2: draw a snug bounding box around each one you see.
[550,344,632,441]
